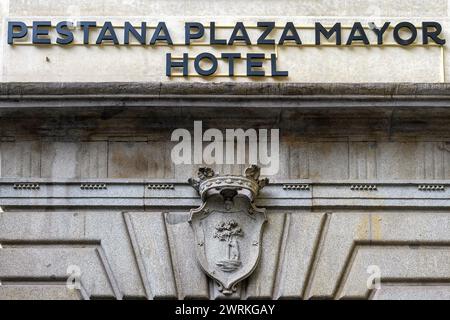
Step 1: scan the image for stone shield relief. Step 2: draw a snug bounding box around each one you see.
[189,166,268,295]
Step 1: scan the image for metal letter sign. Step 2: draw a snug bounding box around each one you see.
[188,166,269,295]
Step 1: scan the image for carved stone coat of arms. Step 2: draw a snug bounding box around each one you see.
[188,165,269,295]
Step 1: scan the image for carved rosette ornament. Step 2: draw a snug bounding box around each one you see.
[188,165,269,295]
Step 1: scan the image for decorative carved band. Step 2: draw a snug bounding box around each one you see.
[418,185,445,191]
[13,183,40,190]
[80,184,107,190]
[147,184,174,190]
[350,184,378,191]
[283,184,310,191]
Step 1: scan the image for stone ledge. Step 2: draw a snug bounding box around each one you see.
[1,82,450,98]
[2,83,450,113]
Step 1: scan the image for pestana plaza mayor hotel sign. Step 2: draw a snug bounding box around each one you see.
[7,20,446,77]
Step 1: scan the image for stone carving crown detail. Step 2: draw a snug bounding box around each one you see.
[188,165,269,202]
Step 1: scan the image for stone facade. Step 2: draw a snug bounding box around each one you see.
[0,83,449,300]
[0,0,450,300]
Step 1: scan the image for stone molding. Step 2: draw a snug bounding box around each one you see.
[1,179,449,209]
[2,82,450,97]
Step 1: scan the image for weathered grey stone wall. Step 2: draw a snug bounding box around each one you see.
[0,83,449,300]
[1,209,450,299]
[1,138,449,181]
[0,83,449,181]
[1,0,449,301]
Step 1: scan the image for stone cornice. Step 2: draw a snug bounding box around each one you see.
[0,83,450,109]
[1,82,450,97]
